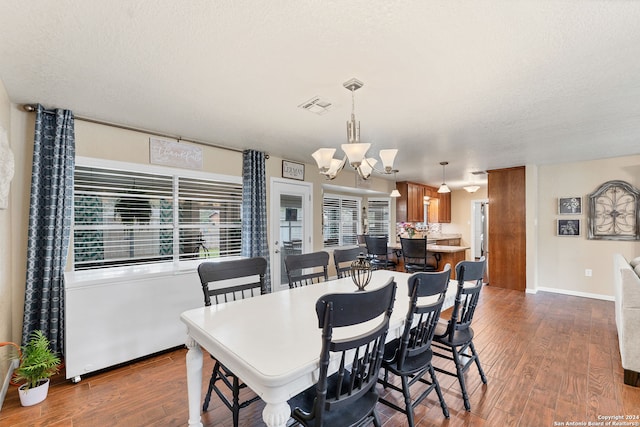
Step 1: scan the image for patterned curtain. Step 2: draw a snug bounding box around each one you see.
[241,150,271,292]
[22,105,75,355]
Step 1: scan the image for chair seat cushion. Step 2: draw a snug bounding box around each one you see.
[289,371,379,427]
[371,258,396,264]
[405,262,436,272]
[371,259,397,270]
[434,321,475,347]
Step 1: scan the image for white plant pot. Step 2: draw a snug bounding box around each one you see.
[18,379,50,406]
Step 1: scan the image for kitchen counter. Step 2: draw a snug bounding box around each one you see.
[397,233,461,241]
[428,244,468,253]
[363,241,469,279]
[425,233,462,240]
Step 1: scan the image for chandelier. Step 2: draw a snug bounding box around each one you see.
[312,78,398,180]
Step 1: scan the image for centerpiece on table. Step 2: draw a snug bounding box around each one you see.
[350,253,372,291]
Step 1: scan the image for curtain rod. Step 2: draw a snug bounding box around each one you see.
[22,104,268,158]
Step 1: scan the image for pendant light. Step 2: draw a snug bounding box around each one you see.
[390,171,401,198]
[463,185,480,193]
[437,161,451,193]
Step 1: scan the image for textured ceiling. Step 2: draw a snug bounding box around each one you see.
[1,1,640,189]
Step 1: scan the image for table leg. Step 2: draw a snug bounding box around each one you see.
[185,335,204,427]
[262,401,291,427]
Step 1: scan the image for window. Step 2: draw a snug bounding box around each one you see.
[73,159,242,270]
[322,194,361,247]
[367,198,391,238]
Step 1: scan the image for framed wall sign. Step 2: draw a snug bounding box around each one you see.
[150,138,203,170]
[557,219,580,236]
[282,160,305,181]
[558,197,582,214]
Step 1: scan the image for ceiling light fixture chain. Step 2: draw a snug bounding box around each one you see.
[390,171,401,198]
[312,78,399,193]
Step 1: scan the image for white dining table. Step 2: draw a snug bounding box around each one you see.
[180,270,459,427]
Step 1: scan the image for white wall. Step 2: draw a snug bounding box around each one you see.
[445,187,488,248]
[8,106,32,346]
[536,156,640,298]
[0,78,14,380]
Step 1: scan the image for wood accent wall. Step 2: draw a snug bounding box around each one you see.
[487,166,526,291]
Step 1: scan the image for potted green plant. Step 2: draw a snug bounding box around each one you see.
[14,330,61,406]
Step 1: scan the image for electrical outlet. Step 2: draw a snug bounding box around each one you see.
[585,269,592,277]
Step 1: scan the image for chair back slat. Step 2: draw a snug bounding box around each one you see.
[313,278,397,420]
[393,267,451,370]
[285,251,330,289]
[364,235,388,256]
[364,235,396,270]
[401,237,427,259]
[447,257,486,338]
[400,237,439,272]
[333,247,361,278]
[197,257,267,306]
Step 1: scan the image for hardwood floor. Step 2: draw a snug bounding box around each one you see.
[2,286,639,426]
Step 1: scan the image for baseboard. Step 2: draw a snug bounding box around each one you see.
[624,369,640,387]
[528,286,614,301]
[0,358,19,412]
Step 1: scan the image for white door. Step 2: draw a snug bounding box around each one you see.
[270,178,313,292]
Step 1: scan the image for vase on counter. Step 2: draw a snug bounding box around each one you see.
[407,229,415,238]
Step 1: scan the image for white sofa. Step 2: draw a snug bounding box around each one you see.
[613,253,640,387]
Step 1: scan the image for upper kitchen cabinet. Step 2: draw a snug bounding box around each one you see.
[437,191,451,223]
[396,181,424,223]
[396,181,451,223]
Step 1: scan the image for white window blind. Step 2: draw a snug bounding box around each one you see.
[178,176,242,261]
[367,198,391,238]
[73,164,242,270]
[323,194,360,247]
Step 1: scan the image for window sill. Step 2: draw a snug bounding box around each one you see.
[65,257,245,288]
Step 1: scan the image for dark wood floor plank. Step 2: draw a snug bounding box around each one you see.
[2,286,640,427]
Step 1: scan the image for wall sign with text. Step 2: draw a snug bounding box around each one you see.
[282,160,305,180]
[150,138,203,170]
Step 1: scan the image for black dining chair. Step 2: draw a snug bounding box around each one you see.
[400,237,439,273]
[432,257,487,411]
[332,246,362,279]
[378,265,452,425]
[364,235,397,270]
[288,278,398,427]
[197,257,267,427]
[284,251,330,288]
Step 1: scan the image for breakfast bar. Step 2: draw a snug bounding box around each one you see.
[383,240,469,279]
[428,244,469,279]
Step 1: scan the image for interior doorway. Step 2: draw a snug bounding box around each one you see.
[470,199,489,283]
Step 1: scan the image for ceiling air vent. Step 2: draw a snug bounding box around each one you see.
[471,170,487,175]
[298,96,332,115]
